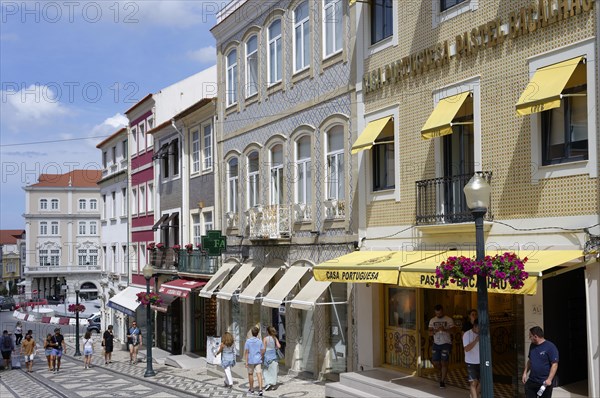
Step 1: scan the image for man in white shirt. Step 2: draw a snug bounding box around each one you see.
[428,304,455,388]
[463,319,481,398]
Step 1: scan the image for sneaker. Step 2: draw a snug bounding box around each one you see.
[264,385,271,391]
[105,362,108,365]
[439,381,446,389]
[247,390,254,396]
[258,391,263,396]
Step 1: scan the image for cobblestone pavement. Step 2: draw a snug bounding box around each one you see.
[0,335,327,398]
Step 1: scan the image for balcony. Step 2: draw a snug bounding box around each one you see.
[416,172,493,225]
[177,251,218,275]
[25,265,101,275]
[293,203,313,223]
[150,248,178,271]
[247,204,291,240]
[324,199,346,220]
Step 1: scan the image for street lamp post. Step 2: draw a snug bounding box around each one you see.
[74,284,82,357]
[463,172,493,398]
[142,264,156,377]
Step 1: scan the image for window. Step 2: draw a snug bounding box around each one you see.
[147,116,154,130]
[270,145,284,205]
[203,124,213,171]
[139,186,146,213]
[39,249,49,266]
[89,249,98,266]
[192,130,200,173]
[40,221,48,235]
[132,187,138,214]
[326,126,345,200]
[148,183,154,212]
[323,0,343,57]
[123,139,128,159]
[79,199,86,210]
[121,188,127,216]
[192,214,202,246]
[40,199,48,210]
[247,151,260,208]
[372,120,395,191]
[78,249,87,265]
[111,191,117,217]
[51,199,59,210]
[203,211,213,233]
[90,199,97,210]
[102,194,107,219]
[371,0,393,44]
[268,19,282,84]
[441,0,466,12]
[226,49,238,106]
[102,151,107,168]
[541,85,588,165]
[294,1,310,72]
[131,126,137,153]
[51,221,59,235]
[90,221,97,235]
[227,158,239,212]
[172,139,179,176]
[246,35,258,97]
[138,122,146,150]
[50,249,60,266]
[79,221,86,235]
[145,118,153,148]
[111,145,117,164]
[296,136,312,204]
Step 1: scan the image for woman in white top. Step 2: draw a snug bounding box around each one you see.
[262,326,281,391]
[82,331,94,369]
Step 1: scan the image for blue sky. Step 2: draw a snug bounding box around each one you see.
[0,0,220,229]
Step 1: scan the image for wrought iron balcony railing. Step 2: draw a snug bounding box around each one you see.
[150,248,178,270]
[247,204,291,239]
[416,172,493,225]
[177,250,218,274]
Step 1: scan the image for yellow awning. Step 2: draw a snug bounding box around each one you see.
[516,56,584,116]
[398,250,584,295]
[351,116,393,154]
[421,92,471,139]
[313,251,446,284]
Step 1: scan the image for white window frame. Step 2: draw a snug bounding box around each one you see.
[51,199,59,210]
[323,0,343,58]
[326,127,345,201]
[145,117,153,149]
[227,158,239,213]
[89,249,98,266]
[202,122,213,172]
[79,221,86,235]
[49,249,60,266]
[50,221,59,235]
[202,209,214,234]
[246,35,259,98]
[111,191,117,218]
[147,183,154,212]
[102,194,107,219]
[90,221,97,235]
[192,213,202,246]
[529,39,597,180]
[90,199,97,211]
[121,188,127,216]
[270,145,284,205]
[293,1,310,73]
[138,121,146,152]
[40,199,48,210]
[39,249,49,266]
[131,126,137,154]
[432,0,477,28]
[247,151,260,209]
[40,221,48,235]
[131,187,138,215]
[192,129,200,173]
[363,0,398,55]
[268,19,282,85]
[78,249,87,266]
[295,136,312,204]
[79,198,86,211]
[139,185,146,214]
[226,49,238,107]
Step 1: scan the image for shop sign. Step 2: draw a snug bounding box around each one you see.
[399,272,538,295]
[314,268,398,284]
[363,0,595,94]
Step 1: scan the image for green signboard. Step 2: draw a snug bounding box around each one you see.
[201,230,227,257]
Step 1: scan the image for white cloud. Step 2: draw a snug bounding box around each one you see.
[187,46,217,64]
[103,113,128,128]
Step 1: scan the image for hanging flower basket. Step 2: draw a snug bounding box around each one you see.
[435,252,529,290]
[68,304,86,313]
[156,243,165,251]
[172,244,181,251]
[136,292,162,306]
[147,242,156,251]
[185,243,194,253]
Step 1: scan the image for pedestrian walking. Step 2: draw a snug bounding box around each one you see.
[522,326,559,398]
[21,333,36,373]
[127,321,142,364]
[244,326,264,396]
[82,331,94,369]
[51,328,66,372]
[102,325,114,364]
[1,330,15,370]
[214,331,236,389]
[463,319,481,398]
[44,334,54,371]
[428,304,455,389]
[14,322,23,345]
[462,309,478,336]
[262,326,281,391]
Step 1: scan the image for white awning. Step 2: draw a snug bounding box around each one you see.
[216,263,255,300]
[237,267,281,304]
[289,278,332,311]
[107,286,145,316]
[199,261,238,298]
[262,266,310,308]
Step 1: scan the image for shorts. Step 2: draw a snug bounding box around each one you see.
[52,348,63,357]
[128,343,139,350]
[1,351,11,360]
[25,354,35,362]
[466,363,480,381]
[45,349,53,357]
[247,363,262,375]
[84,348,93,356]
[432,343,452,362]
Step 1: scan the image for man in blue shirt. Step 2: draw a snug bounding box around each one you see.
[244,326,264,396]
[522,326,559,398]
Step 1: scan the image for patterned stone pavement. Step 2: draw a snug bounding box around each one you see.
[0,335,327,398]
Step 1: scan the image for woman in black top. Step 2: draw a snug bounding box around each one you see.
[102,325,114,364]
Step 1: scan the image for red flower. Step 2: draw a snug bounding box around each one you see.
[136,292,162,306]
[173,244,181,250]
[68,304,86,313]
[185,243,194,251]
[156,243,165,250]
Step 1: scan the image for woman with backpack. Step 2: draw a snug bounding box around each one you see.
[262,326,282,391]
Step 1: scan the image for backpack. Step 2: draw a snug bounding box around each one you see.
[2,335,11,350]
